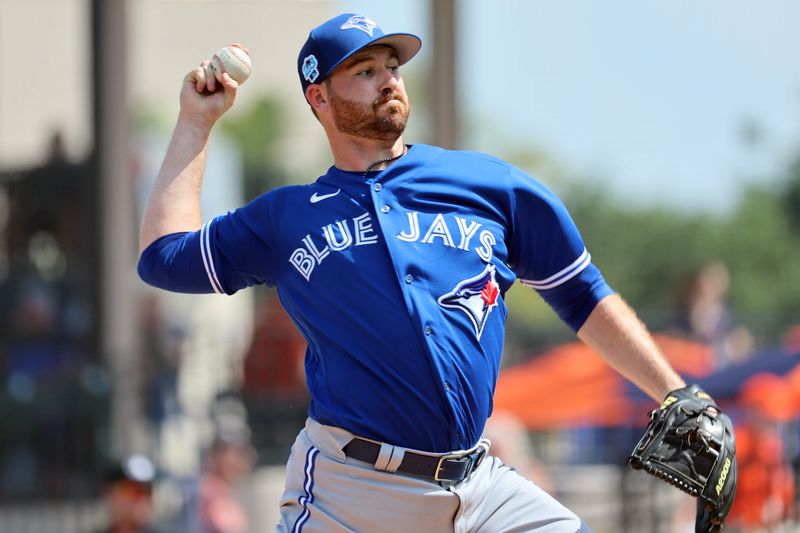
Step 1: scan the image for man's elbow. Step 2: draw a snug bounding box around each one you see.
[137,233,188,292]
[137,241,169,290]
[137,231,221,294]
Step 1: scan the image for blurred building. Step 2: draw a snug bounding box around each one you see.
[0,0,335,504]
[0,0,332,172]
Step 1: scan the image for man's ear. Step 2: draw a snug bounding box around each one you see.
[306,84,328,113]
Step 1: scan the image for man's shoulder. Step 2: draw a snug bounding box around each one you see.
[411,144,554,199]
[249,182,320,206]
[231,183,324,228]
[414,143,510,170]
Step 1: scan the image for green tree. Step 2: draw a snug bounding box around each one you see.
[782,155,800,237]
[219,94,289,200]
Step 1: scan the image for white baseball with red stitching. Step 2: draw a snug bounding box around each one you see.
[211,43,252,84]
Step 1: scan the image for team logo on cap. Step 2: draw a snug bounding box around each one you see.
[340,15,377,36]
[438,264,500,340]
[302,55,320,83]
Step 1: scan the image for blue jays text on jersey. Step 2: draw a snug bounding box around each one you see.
[288,210,498,282]
[139,144,613,453]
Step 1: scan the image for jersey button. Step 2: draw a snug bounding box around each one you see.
[381,205,391,213]
[374,183,383,192]
[424,325,432,336]
[404,274,413,284]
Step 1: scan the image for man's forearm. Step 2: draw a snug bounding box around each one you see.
[139,116,213,252]
[577,294,685,401]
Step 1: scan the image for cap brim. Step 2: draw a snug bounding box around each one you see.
[370,33,422,66]
[324,32,422,80]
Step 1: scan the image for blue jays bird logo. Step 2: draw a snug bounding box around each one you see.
[438,264,500,340]
[340,15,378,36]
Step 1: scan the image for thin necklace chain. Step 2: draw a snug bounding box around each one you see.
[362,145,408,178]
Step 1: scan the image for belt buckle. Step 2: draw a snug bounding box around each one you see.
[433,452,471,483]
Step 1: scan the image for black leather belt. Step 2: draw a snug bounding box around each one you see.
[343,438,487,485]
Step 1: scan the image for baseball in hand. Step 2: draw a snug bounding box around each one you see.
[211,43,252,85]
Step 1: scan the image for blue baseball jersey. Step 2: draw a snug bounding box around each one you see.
[139,144,613,452]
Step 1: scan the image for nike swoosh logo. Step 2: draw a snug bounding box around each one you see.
[310,189,341,203]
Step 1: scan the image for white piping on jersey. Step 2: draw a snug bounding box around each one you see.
[200,222,224,294]
[520,248,591,291]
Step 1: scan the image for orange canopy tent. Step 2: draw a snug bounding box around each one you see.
[493,335,716,429]
[739,371,799,422]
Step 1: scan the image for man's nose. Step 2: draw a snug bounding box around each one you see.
[379,68,400,91]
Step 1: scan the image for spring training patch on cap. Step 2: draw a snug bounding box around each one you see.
[302,55,320,83]
[340,15,377,36]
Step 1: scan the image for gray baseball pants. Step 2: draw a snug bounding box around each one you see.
[276,419,591,532]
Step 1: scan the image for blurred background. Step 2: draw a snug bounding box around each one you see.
[1,0,799,531]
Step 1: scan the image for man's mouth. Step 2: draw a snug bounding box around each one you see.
[376,93,403,106]
[375,97,404,113]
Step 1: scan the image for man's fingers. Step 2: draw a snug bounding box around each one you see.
[185,65,203,92]
[201,60,216,92]
[186,64,207,93]
[185,60,240,96]
[220,72,239,91]
[220,72,239,109]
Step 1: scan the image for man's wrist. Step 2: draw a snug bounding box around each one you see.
[176,111,215,136]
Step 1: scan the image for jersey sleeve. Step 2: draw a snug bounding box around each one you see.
[138,193,279,295]
[505,166,614,330]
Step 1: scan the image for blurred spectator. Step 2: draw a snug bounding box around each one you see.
[92,454,162,533]
[673,262,753,369]
[783,323,800,354]
[0,128,99,499]
[6,281,68,388]
[181,396,255,533]
[242,292,307,402]
[727,375,796,531]
[196,432,255,533]
[483,410,554,492]
[139,295,184,444]
[1,278,89,497]
[241,291,308,462]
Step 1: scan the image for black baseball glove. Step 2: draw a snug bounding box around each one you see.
[627,384,737,533]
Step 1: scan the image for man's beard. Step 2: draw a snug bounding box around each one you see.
[328,86,410,141]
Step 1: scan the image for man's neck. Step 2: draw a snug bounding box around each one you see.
[330,136,407,173]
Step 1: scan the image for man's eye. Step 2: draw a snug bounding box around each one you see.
[357,68,373,77]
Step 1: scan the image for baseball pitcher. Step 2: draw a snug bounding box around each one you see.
[139,13,736,533]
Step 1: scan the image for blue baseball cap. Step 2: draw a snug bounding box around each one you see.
[298,13,422,98]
